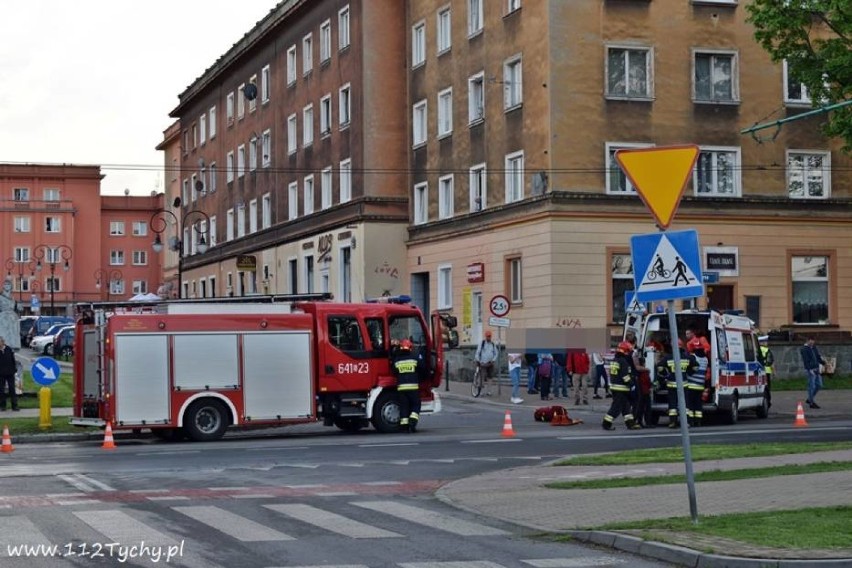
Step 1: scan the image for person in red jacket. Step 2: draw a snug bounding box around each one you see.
[567,349,591,405]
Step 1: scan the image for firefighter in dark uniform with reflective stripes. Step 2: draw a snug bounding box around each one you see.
[685,347,708,427]
[392,339,423,433]
[602,341,641,431]
[659,340,697,428]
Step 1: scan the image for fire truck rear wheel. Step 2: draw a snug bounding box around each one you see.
[371,391,403,433]
[184,399,230,441]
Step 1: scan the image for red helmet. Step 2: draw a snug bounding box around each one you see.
[617,341,633,354]
[399,339,413,351]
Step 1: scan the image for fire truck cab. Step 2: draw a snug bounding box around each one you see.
[72,294,454,441]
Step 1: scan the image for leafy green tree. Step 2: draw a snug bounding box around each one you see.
[746,1,852,150]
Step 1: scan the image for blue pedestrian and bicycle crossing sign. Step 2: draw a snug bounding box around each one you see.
[630,229,705,302]
[31,357,61,387]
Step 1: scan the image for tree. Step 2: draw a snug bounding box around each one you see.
[746,1,852,151]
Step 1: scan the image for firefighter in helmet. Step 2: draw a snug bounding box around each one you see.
[391,339,423,433]
[602,341,641,431]
[659,339,698,428]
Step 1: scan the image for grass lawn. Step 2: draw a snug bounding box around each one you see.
[16,368,74,408]
[1,416,84,435]
[773,374,852,390]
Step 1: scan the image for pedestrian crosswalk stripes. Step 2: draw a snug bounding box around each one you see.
[0,516,51,549]
[174,505,295,542]
[522,558,625,567]
[354,501,507,536]
[73,510,178,545]
[264,503,404,539]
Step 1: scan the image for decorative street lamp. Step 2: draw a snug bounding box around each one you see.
[149,204,210,299]
[4,257,37,304]
[33,244,73,316]
[93,268,124,302]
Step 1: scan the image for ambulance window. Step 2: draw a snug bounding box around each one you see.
[389,316,426,348]
[328,316,364,351]
[365,318,385,350]
[743,333,757,362]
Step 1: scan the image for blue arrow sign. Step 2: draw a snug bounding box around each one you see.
[31,357,61,387]
[630,229,705,302]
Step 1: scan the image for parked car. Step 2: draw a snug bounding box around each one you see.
[19,316,38,347]
[51,325,76,358]
[30,324,73,355]
[25,316,74,347]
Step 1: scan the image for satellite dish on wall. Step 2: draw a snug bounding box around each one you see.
[243,83,258,101]
[531,171,549,195]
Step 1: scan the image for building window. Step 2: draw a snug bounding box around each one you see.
[304,255,315,294]
[262,193,272,229]
[199,114,207,144]
[247,199,257,234]
[438,174,454,219]
[505,151,524,203]
[413,99,427,146]
[503,55,523,108]
[226,151,235,183]
[209,215,217,246]
[43,188,60,201]
[109,221,125,236]
[14,247,30,262]
[13,217,30,233]
[787,151,830,199]
[792,255,830,324]
[303,104,314,147]
[237,83,246,118]
[288,258,298,294]
[340,158,352,203]
[261,64,271,103]
[320,94,332,135]
[606,46,652,99]
[226,209,234,241]
[694,147,741,197]
[437,87,453,137]
[249,137,258,172]
[783,59,812,106]
[468,0,483,36]
[132,280,148,295]
[321,167,333,210]
[606,142,653,194]
[507,0,521,14]
[694,50,738,103]
[303,33,313,75]
[414,182,428,225]
[289,181,299,220]
[468,72,485,123]
[287,45,297,85]
[288,114,298,154]
[44,277,60,293]
[132,250,147,266]
[248,75,258,113]
[340,246,352,302]
[339,84,351,127]
[469,164,486,211]
[304,175,315,215]
[438,264,452,309]
[262,129,271,168]
[611,253,634,324]
[507,256,522,304]
[110,250,125,266]
[226,92,235,124]
[109,279,124,295]
[209,162,217,193]
[339,5,350,50]
[132,221,147,236]
[13,188,28,201]
[320,19,331,63]
[412,21,426,67]
[209,105,217,138]
[237,144,246,178]
[236,203,246,238]
[191,173,199,202]
[437,7,452,54]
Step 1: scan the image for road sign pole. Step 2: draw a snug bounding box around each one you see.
[667,299,699,524]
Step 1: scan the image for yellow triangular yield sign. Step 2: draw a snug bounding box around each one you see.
[615,145,699,229]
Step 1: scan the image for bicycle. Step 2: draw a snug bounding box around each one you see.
[647,267,671,280]
[471,365,484,397]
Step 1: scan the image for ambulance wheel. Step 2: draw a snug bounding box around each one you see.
[371,391,402,433]
[756,393,770,419]
[726,395,739,425]
[334,417,367,432]
[184,399,229,441]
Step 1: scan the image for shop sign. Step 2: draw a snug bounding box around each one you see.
[704,246,739,277]
[467,262,485,283]
[236,255,257,271]
[317,233,334,263]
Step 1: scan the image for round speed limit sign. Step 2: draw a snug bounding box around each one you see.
[489,295,510,317]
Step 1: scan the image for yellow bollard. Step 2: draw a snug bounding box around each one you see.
[38,387,52,430]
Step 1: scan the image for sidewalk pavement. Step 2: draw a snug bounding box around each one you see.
[437,377,852,567]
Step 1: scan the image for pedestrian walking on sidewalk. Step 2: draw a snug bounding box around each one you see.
[474,330,499,397]
[537,353,554,400]
[800,336,826,409]
[508,352,524,404]
[567,349,590,405]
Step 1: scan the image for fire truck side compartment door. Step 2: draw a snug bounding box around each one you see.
[243,331,313,419]
[174,333,239,389]
[81,328,100,398]
[115,334,170,424]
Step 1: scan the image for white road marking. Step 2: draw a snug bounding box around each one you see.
[147,496,191,501]
[400,562,505,568]
[265,504,402,539]
[0,516,51,555]
[461,439,522,444]
[522,557,626,567]
[354,501,507,536]
[74,509,177,545]
[174,505,294,542]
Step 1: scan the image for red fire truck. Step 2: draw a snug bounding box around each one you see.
[71,294,457,441]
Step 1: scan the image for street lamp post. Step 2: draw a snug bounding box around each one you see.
[33,244,73,315]
[4,257,37,304]
[149,206,210,299]
[93,268,124,302]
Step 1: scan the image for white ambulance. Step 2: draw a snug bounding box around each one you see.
[624,309,769,424]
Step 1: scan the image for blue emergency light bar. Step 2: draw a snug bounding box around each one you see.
[366,295,412,304]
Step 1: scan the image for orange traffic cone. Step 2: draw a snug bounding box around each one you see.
[102,422,117,450]
[793,402,809,428]
[1,424,14,453]
[501,411,516,437]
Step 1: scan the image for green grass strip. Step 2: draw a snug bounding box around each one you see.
[546,460,852,490]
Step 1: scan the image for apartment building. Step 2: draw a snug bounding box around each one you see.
[163,0,409,301]
[405,0,852,348]
[0,164,161,314]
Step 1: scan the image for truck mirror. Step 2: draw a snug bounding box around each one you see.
[443,315,458,328]
[444,329,459,349]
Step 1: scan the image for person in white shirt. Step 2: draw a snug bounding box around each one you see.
[508,353,524,404]
[474,330,499,396]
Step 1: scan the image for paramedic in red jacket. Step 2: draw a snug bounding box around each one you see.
[567,349,591,405]
[602,342,641,431]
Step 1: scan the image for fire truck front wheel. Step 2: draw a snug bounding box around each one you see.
[371,391,403,433]
[184,399,230,441]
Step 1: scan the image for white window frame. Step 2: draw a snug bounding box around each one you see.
[304,175,315,215]
[132,250,148,266]
[209,162,217,193]
[321,167,333,210]
[503,54,523,109]
[287,45,297,85]
[302,33,313,75]
[469,163,486,212]
[791,255,830,325]
[237,144,246,178]
[209,215,217,247]
[289,181,299,220]
[605,45,653,100]
[109,221,125,236]
[414,182,428,225]
[339,83,351,127]
[226,92,235,124]
[413,99,427,147]
[236,203,246,238]
[693,146,742,197]
[437,87,453,137]
[320,19,332,63]
[438,174,454,219]
[14,247,30,263]
[226,151,235,183]
[437,264,453,309]
[437,6,452,54]
[262,193,272,229]
[191,173,199,202]
[199,114,207,145]
[13,216,30,233]
[787,150,831,199]
[262,129,271,168]
[412,21,426,68]
[261,64,271,103]
[507,0,521,14]
[249,137,258,172]
[209,105,217,139]
[249,199,258,234]
[606,142,653,194]
[783,59,812,106]
[226,209,234,241]
[248,74,258,113]
[505,150,524,203]
[43,188,60,201]
[132,280,148,295]
[692,49,739,104]
[468,71,485,124]
[320,94,332,135]
[110,250,125,266]
[44,216,60,233]
[303,104,314,147]
[339,5,350,50]
[339,158,352,203]
[508,257,523,304]
[13,188,28,201]
[288,114,298,154]
[237,82,246,118]
[468,0,483,37]
[132,221,147,237]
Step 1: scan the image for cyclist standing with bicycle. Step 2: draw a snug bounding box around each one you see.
[475,330,499,396]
